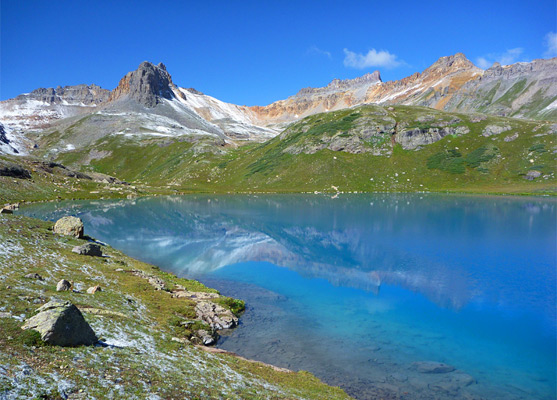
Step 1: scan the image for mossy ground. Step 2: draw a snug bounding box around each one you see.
[0,215,350,399]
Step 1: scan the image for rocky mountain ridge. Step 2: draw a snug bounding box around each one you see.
[1,54,555,156]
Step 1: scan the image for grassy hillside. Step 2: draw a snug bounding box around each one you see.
[0,215,350,399]
[52,105,556,195]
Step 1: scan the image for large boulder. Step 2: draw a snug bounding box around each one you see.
[53,216,84,238]
[21,299,97,346]
[56,279,71,291]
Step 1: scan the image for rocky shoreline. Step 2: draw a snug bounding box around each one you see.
[0,212,350,399]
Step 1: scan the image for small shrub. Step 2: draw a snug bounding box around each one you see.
[529,143,547,153]
[427,150,465,174]
[18,329,45,347]
[465,146,497,168]
[215,297,246,316]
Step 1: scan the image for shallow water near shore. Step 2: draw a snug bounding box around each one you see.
[22,194,556,399]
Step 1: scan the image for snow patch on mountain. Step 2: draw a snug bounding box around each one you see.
[0,123,27,155]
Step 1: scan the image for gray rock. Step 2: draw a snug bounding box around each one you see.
[196,329,216,346]
[72,243,102,257]
[130,270,166,290]
[525,170,542,180]
[109,61,175,108]
[470,115,487,123]
[15,84,109,106]
[21,299,97,346]
[195,301,238,330]
[397,126,469,150]
[482,124,511,137]
[171,290,220,300]
[24,273,44,281]
[56,279,71,292]
[504,133,519,142]
[412,361,456,373]
[0,208,13,214]
[53,216,84,238]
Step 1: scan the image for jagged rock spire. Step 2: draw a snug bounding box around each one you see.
[108,61,176,108]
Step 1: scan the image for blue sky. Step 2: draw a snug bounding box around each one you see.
[1,0,556,105]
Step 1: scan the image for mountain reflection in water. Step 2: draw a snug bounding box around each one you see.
[22,194,556,400]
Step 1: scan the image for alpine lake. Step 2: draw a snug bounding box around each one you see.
[22,194,556,400]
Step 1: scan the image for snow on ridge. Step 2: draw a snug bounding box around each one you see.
[0,124,27,156]
[175,88,256,125]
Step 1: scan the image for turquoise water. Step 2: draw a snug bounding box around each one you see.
[22,194,556,399]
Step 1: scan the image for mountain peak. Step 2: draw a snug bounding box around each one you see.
[108,61,175,108]
[424,52,478,75]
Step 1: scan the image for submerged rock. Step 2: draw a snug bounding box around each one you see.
[72,243,102,257]
[412,361,456,374]
[53,216,84,238]
[21,299,97,346]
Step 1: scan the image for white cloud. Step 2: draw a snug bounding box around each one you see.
[543,32,557,57]
[475,48,524,69]
[343,48,401,69]
[476,57,491,69]
[307,46,332,59]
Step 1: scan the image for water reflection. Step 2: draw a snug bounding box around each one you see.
[22,194,557,400]
[25,194,556,317]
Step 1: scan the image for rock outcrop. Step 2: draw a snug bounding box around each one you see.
[195,301,238,330]
[14,84,109,106]
[397,126,470,150]
[108,62,177,108]
[72,243,103,257]
[21,299,98,346]
[0,160,31,179]
[445,57,557,120]
[53,216,84,238]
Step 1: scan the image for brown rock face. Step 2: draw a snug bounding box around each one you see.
[249,53,483,125]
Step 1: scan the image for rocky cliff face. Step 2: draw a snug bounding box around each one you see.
[108,62,179,108]
[249,71,382,124]
[249,54,556,125]
[0,84,110,134]
[365,53,483,108]
[14,84,110,105]
[249,53,484,125]
[444,58,557,120]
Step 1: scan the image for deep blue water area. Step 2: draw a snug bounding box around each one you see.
[22,194,556,400]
